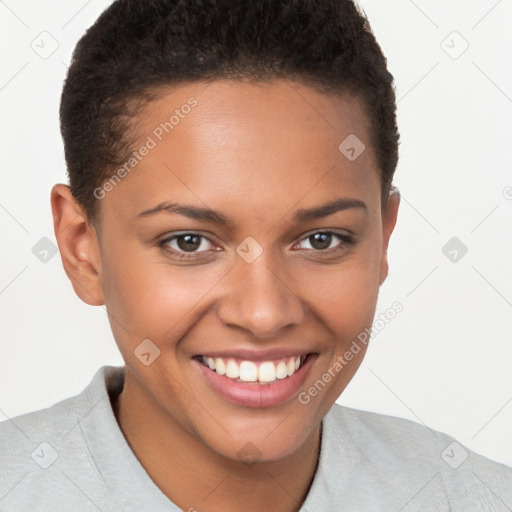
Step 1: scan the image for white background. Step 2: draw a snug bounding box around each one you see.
[0,0,511,467]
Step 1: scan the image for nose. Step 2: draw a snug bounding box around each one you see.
[216,252,305,339]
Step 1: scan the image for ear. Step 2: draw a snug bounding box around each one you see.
[50,184,104,306]
[379,187,400,286]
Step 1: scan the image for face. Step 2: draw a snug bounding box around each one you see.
[57,79,399,462]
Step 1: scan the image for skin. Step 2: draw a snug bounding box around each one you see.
[51,79,400,512]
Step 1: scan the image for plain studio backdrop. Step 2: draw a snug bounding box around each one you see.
[0,0,511,467]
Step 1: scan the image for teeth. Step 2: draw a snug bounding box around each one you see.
[226,359,240,379]
[239,361,258,382]
[258,361,276,382]
[275,361,288,379]
[200,355,307,383]
[286,358,295,376]
[215,357,226,375]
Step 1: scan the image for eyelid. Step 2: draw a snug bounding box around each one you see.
[160,230,216,243]
[293,228,354,250]
[298,227,354,239]
[159,231,220,256]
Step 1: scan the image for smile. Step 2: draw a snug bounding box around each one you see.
[198,355,308,384]
[193,353,317,408]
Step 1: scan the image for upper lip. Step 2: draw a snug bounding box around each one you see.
[195,348,314,361]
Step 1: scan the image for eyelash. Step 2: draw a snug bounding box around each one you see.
[158,229,354,259]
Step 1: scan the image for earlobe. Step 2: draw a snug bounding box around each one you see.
[379,187,400,286]
[50,184,105,306]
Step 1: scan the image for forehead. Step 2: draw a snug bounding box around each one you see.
[99,79,381,227]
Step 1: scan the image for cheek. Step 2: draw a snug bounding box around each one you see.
[101,244,228,342]
[296,250,381,335]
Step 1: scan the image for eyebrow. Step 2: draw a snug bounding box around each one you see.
[136,197,367,224]
[137,202,229,224]
[293,197,367,221]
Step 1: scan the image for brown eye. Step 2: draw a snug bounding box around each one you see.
[296,230,354,252]
[176,234,202,252]
[160,232,215,254]
[308,233,332,250]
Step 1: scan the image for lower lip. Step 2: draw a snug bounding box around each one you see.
[193,355,317,408]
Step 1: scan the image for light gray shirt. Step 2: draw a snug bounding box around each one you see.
[1,366,511,511]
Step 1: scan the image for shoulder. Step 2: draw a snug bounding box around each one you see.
[0,366,122,443]
[319,404,512,510]
[0,366,124,511]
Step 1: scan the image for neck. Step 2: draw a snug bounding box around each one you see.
[112,369,321,512]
